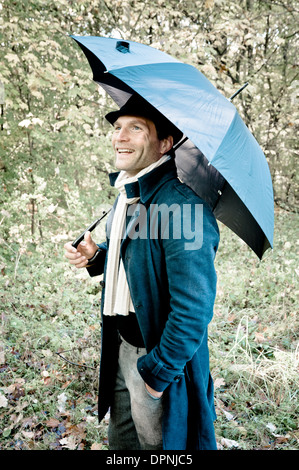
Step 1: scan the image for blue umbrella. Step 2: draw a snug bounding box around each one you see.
[71,35,274,259]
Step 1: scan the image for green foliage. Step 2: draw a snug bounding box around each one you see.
[0,0,298,238]
[1,0,117,255]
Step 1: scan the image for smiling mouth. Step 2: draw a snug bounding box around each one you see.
[117,148,134,154]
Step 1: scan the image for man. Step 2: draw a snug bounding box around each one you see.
[64,94,219,450]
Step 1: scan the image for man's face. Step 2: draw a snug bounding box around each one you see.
[111,115,172,176]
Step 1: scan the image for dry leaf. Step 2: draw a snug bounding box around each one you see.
[275,435,290,444]
[214,378,225,389]
[205,0,214,8]
[46,418,60,428]
[221,437,239,448]
[57,392,68,412]
[222,409,234,421]
[91,443,103,450]
[0,350,5,364]
[22,430,35,439]
[255,332,266,343]
[60,435,78,450]
[15,378,25,384]
[0,394,8,408]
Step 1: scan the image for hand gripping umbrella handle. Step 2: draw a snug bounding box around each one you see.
[71,209,111,248]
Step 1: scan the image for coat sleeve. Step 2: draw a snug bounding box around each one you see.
[137,199,219,392]
[86,242,107,277]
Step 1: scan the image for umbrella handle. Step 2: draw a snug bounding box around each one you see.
[71,209,111,248]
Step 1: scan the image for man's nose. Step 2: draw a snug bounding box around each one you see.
[117,127,129,140]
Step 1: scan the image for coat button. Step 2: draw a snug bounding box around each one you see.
[100,280,105,288]
[174,375,181,381]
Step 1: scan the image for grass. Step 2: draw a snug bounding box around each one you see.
[211,209,298,449]
[0,208,298,450]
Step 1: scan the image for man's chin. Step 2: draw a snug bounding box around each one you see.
[115,159,136,174]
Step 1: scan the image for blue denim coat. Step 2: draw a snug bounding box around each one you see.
[88,158,219,450]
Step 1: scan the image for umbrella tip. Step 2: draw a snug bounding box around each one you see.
[116,41,130,53]
[229,82,249,101]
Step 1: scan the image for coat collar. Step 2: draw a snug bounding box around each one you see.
[109,157,178,204]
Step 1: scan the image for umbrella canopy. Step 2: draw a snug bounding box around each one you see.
[71,35,274,259]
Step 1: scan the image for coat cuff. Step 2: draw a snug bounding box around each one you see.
[137,348,185,392]
[86,242,107,277]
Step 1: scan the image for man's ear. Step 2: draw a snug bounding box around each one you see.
[161,135,173,155]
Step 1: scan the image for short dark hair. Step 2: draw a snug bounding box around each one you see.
[155,126,175,157]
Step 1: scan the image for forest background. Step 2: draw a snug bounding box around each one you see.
[0,0,298,450]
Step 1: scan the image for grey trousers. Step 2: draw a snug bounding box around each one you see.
[108,336,163,450]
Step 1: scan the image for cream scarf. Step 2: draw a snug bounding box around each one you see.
[103,155,170,316]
